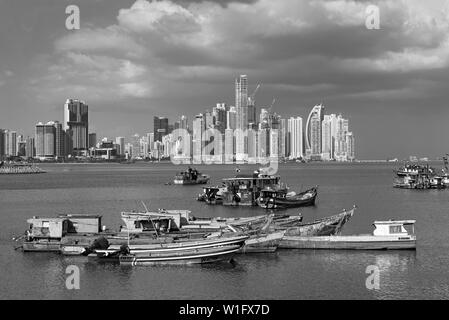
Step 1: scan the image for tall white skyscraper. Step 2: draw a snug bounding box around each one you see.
[227,106,237,130]
[235,75,248,130]
[224,128,234,164]
[305,104,324,159]
[287,117,303,159]
[192,114,204,163]
[321,115,332,160]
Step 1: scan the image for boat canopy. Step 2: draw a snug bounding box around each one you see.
[373,220,416,236]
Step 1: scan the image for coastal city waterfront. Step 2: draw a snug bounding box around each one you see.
[1,161,449,299]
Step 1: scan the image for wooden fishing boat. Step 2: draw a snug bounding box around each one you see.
[280,220,416,250]
[238,230,286,253]
[173,168,210,185]
[119,209,304,234]
[256,186,318,209]
[108,234,249,265]
[278,207,356,239]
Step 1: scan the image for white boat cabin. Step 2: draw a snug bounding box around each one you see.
[372,220,416,237]
[121,210,192,233]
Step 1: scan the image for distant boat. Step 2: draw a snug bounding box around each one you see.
[280,219,416,250]
[256,186,318,209]
[173,168,210,185]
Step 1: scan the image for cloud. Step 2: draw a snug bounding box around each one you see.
[28,0,449,109]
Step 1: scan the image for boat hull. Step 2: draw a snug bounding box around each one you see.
[280,235,416,250]
[22,241,61,252]
[239,230,286,253]
[120,245,241,265]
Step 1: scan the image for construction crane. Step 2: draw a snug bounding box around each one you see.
[248,83,261,105]
[268,98,276,113]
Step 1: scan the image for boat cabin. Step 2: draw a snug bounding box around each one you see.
[221,174,284,206]
[372,220,416,237]
[120,210,192,233]
[26,214,103,240]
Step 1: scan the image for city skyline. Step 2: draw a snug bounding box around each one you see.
[1,0,449,159]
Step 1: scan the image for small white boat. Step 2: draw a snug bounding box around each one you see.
[280,220,417,250]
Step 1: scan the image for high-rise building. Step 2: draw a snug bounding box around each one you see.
[54,122,66,158]
[257,128,269,160]
[321,115,332,160]
[270,129,279,159]
[279,119,287,159]
[235,75,248,130]
[64,99,88,155]
[335,115,350,161]
[116,137,125,156]
[0,129,4,158]
[5,131,17,157]
[227,106,237,130]
[25,137,35,158]
[179,115,188,131]
[247,128,258,163]
[214,103,227,134]
[131,134,140,159]
[287,117,303,159]
[192,114,204,163]
[153,116,169,142]
[88,133,97,149]
[346,132,355,161]
[224,128,234,163]
[305,104,324,159]
[35,122,56,158]
[204,111,215,129]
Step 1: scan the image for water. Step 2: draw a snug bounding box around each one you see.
[1,162,448,300]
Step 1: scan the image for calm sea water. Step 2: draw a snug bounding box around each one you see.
[1,162,448,300]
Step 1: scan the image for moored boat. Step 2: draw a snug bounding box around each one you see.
[173,168,210,185]
[257,186,318,209]
[115,234,249,265]
[280,219,416,250]
[279,206,355,238]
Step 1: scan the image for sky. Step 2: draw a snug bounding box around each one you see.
[0,0,449,160]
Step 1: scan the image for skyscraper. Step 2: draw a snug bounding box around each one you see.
[153,116,169,142]
[214,103,227,134]
[0,129,4,158]
[88,133,97,149]
[116,137,125,156]
[35,122,56,159]
[305,104,324,159]
[287,117,303,159]
[25,137,35,158]
[235,75,248,130]
[64,99,88,155]
[321,115,332,160]
[227,106,237,130]
[7,131,17,156]
[224,128,234,164]
[192,114,204,163]
[346,132,355,161]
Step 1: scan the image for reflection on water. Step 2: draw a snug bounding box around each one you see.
[1,162,449,299]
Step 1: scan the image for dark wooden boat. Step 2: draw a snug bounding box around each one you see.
[256,187,318,209]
